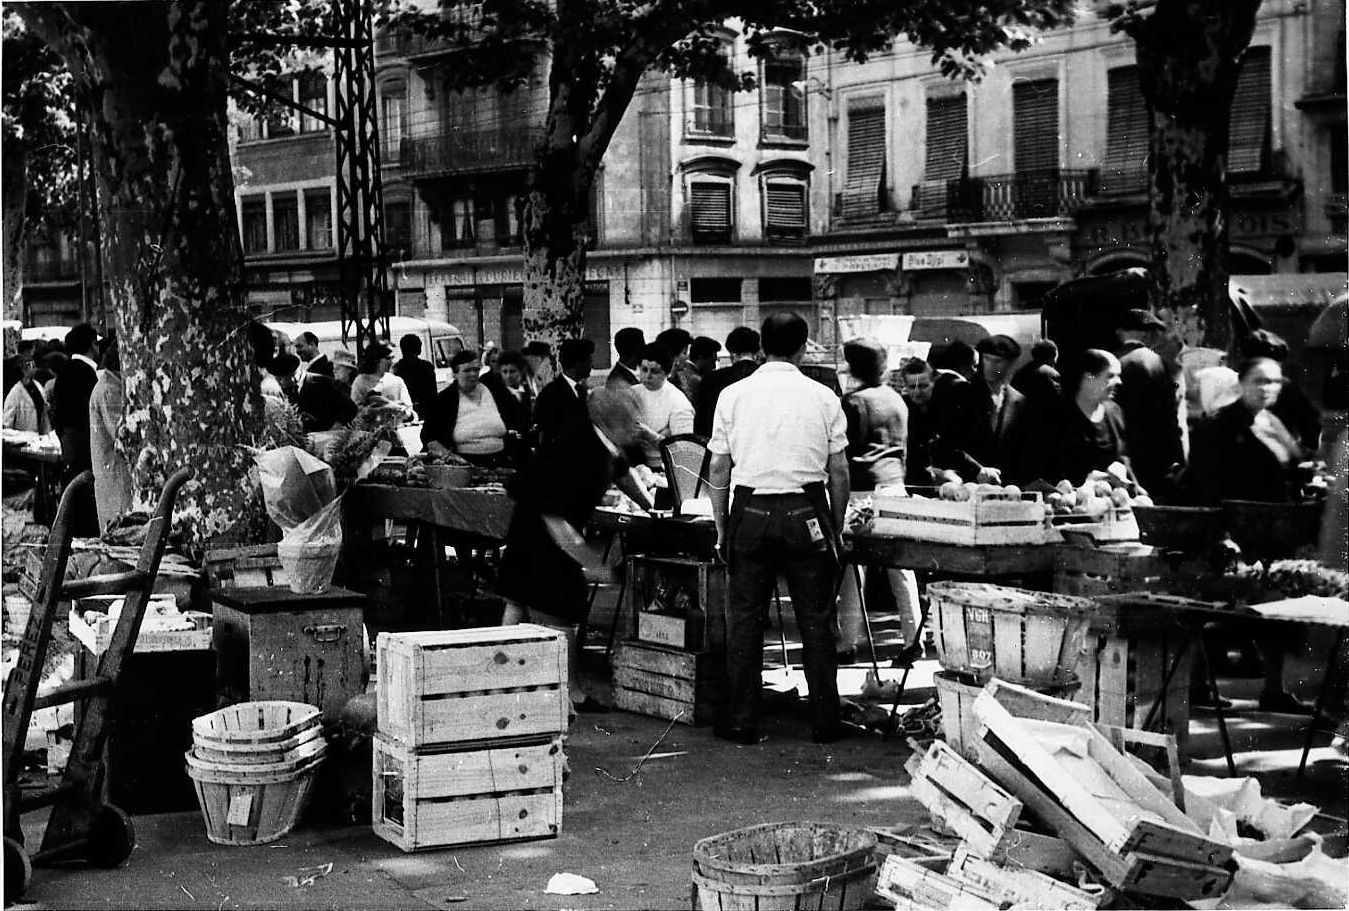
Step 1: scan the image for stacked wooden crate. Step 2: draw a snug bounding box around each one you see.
[372,625,568,852]
[612,556,726,725]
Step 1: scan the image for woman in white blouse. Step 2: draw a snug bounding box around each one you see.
[421,350,525,466]
[632,342,694,468]
[349,342,415,417]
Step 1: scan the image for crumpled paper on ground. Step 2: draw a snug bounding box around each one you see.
[544,873,598,895]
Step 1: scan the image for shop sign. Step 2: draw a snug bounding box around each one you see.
[1084,209,1300,248]
[901,250,969,271]
[813,253,900,274]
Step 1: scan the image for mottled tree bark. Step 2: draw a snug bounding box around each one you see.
[1,147,26,348]
[19,1,266,548]
[1128,0,1262,351]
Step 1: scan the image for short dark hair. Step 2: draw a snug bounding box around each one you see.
[1236,355,1281,381]
[359,343,393,372]
[1063,348,1117,398]
[930,339,975,372]
[558,338,596,370]
[497,350,527,372]
[450,349,480,370]
[400,333,422,355]
[725,326,760,356]
[1240,329,1289,363]
[65,323,97,355]
[1030,339,1058,365]
[901,358,933,377]
[655,327,691,355]
[613,327,646,359]
[760,311,808,358]
[298,331,319,347]
[638,342,673,374]
[523,340,552,358]
[268,352,301,377]
[690,336,721,361]
[843,339,886,387]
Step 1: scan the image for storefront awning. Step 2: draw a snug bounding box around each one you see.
[1228,273,1348,309]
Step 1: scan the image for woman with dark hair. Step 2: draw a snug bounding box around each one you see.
[1017,349,1132,486]
[350,342,415,417]
[422,349,525,466]
[632,341,694,468]
[840,339,907,490]
[495,349,535,422]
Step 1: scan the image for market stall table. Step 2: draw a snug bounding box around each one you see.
[2,435,63,525]
[343,483,515,627]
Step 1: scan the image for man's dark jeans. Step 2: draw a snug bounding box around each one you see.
[725,492,840,731]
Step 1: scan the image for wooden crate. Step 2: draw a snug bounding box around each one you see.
[871,491,1047,547]
[377,625,567,747]
[927,582,1093,686]
[372,733,563,852]
[611,640,724,726]
[1052,544,1165,597]
[903,739,1022,858]
[204,544,289,589]
[946,846,1104,909]
[628,556,726,653]
[970,680,1234,901]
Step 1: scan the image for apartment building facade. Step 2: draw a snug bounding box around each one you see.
[812,0,1346,326]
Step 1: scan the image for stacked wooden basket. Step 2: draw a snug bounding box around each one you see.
[186,701,327,845]
[926,582,1094,760]
[372,625,569,852]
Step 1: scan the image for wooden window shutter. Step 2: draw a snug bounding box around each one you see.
[1013,78,1059,172]
[764,182,807,233]
[689,181,732,239]
[925,94,968,183]
[1228,46,1271,174]
[842,104,886,218]
[1099,66,1149,193]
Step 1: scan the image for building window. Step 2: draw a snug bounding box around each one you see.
[1332,129,1347,195]
[1100,66,1148,194]
[384,200,411,256]
[691,77,732,137]
[758,276,811,302]
[840,101,886,219]
[265,104,295,139]
[1012,78,1059,172]
[761,51,806,142]
[381,90,405,163]
[298,72,328,133]
[305,189,332,250]
[688,179,733,243]
[691,278,743,303]
[237,115,263,143]
[273,194,300,251]
[763,180,807,240]
[1228,45,1271,175]
[925,93,968,183]
[241,196,268,254]
[440,196,475,249]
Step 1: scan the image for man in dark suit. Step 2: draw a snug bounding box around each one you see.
[605,327,644,389]
[53,323,100,480]
[1115,309,1185,498]
[393,333,438,418]
[694,326,760,436]
[531,338,595,447]
[269,353,357,432]
[933,335,1026,483]
[295,332,333,377]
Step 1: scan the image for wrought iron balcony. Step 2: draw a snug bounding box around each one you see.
[911,169,1097,222]
[401,127,543,179]
[24,251,80,283]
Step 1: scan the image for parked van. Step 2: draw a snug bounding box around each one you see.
[267,317,466,390]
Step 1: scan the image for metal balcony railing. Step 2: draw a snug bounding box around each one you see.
[912,169,1097,222]
[24,252,80,283]
[401,127,543,178]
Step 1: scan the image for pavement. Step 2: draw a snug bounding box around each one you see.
[8,589,1348,910]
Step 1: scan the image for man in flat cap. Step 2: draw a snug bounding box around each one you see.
[933,334,1026,483]
[1115,309,1185,498]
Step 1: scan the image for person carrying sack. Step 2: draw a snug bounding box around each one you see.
[707,311,852,746]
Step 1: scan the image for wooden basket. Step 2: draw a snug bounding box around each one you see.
[934,671,1081,762]
[692,822,877,911]
[192,701,322,746]
[927,582,1093,686]
[189,726,327,768]
[186,750,324,846]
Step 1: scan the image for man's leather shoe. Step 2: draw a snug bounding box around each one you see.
[713,725,762,745]
[811,722,857,744]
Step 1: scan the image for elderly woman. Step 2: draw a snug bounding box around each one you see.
[632,342,694,468]
[349,342,415,417]
[421,349,524,466]
[1017,349,1132,486]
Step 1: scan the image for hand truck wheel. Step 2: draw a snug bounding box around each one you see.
[4,835,31,902]
[84,804,135,869]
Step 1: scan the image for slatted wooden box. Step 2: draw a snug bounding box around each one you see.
[611,640,724,726]
[372,733,563,852]
[628,556,726,653]
[1052,544,1165,597]
[377,625,567,747]
[871,491,1047,546]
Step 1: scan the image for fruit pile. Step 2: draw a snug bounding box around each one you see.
[935,481,1024,502]
[1029,463,1154,517]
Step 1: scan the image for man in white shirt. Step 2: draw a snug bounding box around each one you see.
[708,312,851,745]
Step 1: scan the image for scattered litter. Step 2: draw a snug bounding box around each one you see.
[452,856,464,873]
[594,712,683,782]
[282,862,333,888]
[593,724,612,735]
[544,872,599,895]
[180,885,195,901]
[859,670,902,702]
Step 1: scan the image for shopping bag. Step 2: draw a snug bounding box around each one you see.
[255,445,337,531]
[276,495,344,594]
